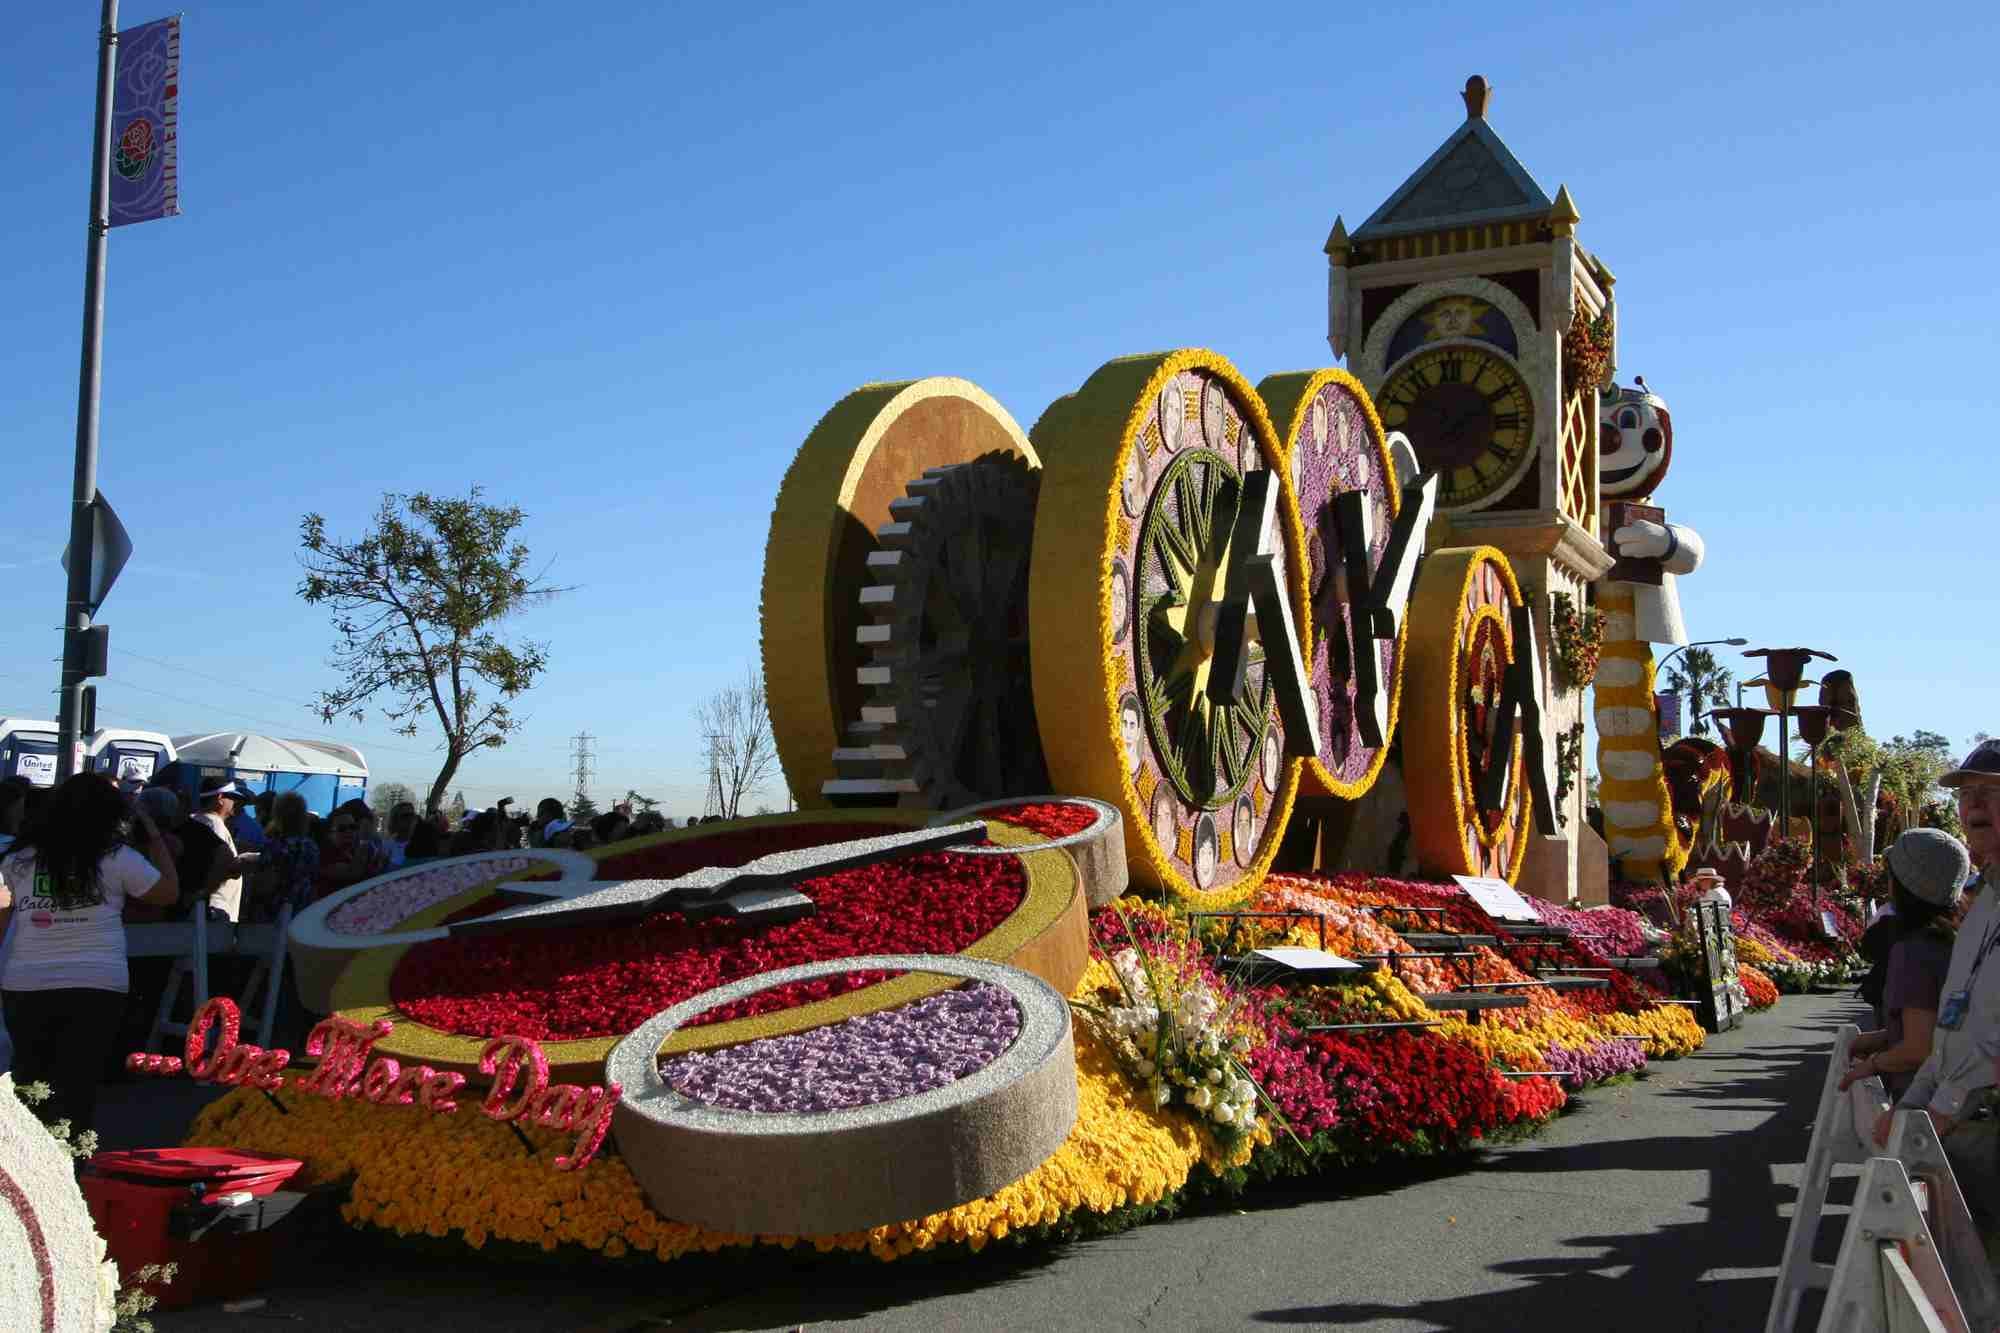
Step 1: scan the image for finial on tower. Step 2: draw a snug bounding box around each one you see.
[1549,183,1580,236]
[1323,215,1350,262]
[1462,75,1491,120]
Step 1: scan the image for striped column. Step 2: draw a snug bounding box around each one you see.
[1592,583,1685,882]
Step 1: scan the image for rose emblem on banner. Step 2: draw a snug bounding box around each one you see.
[115,118,155,180]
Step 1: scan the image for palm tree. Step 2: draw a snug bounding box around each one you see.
[1664,646,1733,738]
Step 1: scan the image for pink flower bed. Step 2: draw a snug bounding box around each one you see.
[324,857,540,935]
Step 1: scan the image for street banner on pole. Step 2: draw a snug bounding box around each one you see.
[1657,689,1683,740]
[109,15,179,227]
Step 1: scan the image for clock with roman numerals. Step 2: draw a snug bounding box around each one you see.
[1375,345,1535,510]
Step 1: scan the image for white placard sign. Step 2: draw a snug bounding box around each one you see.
[1250,947,1361,974]
[16,751,57,787]
[116,754,157,783]
[1452,874,1539,924]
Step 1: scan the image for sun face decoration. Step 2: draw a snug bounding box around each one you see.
[1598,379,1673,499]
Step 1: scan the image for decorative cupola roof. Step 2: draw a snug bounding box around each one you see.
[1351,76,1555,244]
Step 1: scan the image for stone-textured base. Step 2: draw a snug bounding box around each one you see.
[608,956,1076,1236]
[1517,833,1576,905]
[1576,824,1610,906]
[933,796,1129,908]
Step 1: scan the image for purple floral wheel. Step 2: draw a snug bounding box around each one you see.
[1257,369,1404,800]
[608,954,1075,1236]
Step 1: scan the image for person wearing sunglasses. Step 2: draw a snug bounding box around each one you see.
[314,811,381,897]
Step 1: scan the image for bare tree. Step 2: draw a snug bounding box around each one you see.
[696,666,779,820]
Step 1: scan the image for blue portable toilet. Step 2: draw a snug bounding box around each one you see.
[0,718,63,787]
[84,728,178,787]
[165,733,369,817]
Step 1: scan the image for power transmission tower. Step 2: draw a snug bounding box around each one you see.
[570,731,596,804]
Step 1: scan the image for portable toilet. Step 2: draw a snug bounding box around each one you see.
[85,728,178,787]
[0,718,63,787]
[165,734,370,817]
[284,739,370,810]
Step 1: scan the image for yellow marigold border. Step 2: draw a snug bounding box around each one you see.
[185,969,1240,1265]
[759,378,1039,808]
[1255,368,1406,802]
[1400,546,1531,883]
[1027,349,1307,909]
[330,816,1085,1085]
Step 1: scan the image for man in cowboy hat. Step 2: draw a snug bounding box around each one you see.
[1875,739,2000,1262]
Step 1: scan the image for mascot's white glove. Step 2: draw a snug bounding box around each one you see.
[1611,518,1704,576]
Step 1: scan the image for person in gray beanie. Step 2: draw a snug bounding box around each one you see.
[1842,829,1968,1100]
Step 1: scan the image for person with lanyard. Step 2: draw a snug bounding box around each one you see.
[1874,738,2000,1262]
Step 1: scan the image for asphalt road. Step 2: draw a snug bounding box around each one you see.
[129,990,1861,1333]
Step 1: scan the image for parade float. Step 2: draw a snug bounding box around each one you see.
[151,76,1754,1275]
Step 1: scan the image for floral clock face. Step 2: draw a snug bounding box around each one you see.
[1378,345,1535,511]
[1126,371,1301,896]
[1031,350,1309,905]
[327,815,1089,1084]
[1259,370,1404,798]
[1400,546,1531,881]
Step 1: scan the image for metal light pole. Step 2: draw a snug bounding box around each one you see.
[1655,638,1748,736]
[56,0,120,782]
[1794,705,1833,915]
[1743,647,1838,843]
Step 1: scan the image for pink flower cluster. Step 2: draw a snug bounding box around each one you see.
[325,857,538,935]
[657,982,1021,1113]
[1524,898,1653,958]
[1542,1038,1646,1089]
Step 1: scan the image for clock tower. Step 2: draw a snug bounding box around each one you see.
[1328,75,1615,901]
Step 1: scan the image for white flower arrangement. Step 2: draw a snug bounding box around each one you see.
[1077,939,1263,1143]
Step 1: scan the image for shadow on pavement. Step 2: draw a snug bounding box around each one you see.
[1251,996,1865,1331]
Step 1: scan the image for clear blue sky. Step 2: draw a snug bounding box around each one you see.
[3,0,1993,815]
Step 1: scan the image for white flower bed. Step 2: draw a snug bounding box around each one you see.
[2,1073,117,1332]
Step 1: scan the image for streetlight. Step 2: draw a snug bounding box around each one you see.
[1657,638,1748,735]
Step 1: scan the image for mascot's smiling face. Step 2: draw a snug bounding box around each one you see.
[1599,381,1673,498]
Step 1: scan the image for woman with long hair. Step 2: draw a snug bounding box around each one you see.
[1842,828,1970,1100]
[0,773,179,1131]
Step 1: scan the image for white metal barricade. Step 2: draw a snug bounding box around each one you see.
[132,909,222,1054]
[1768,1023,1999,1333]
[133,903,291,1052]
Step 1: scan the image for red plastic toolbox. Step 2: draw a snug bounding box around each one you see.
[82,1148,304,1310]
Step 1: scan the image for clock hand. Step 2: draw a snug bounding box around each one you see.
[442,821,990,938]
[1205,469,1320,758]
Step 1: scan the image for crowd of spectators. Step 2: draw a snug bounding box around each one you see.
[0,769,712,1134]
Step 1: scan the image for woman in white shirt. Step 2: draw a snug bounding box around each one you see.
[0,773,178,1132]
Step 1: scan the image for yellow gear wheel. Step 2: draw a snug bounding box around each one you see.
[1401,545,1532,883]
[1027,349,1310,906]
[1258,368,1405,801]
[760,378,1037,807]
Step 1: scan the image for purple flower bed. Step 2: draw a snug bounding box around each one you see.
[1543,1037,1648,1090]
[658,982,1022,1113]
